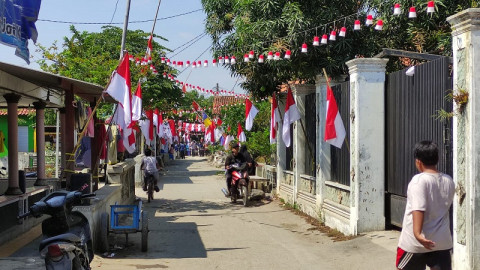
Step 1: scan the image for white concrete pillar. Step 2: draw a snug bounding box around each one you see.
[447,9,480,269]
[276,94,286,194]
[346,58,388,234]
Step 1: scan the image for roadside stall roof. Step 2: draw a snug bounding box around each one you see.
[0,61,113,107]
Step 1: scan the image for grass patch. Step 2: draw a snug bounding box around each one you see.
[280,200,357,242]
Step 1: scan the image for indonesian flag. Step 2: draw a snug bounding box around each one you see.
[146,35,153,62]
[325,84,346,148]
[104,53,132,129]
[282,87,301,147]
[245,98,259,131]
[237,123,246,142]
[123,127,136,154]
[131,82,142,121]
[192,101,200,111]
[224,135,234,150]
[270,93,280,144]
[139,111,152,146]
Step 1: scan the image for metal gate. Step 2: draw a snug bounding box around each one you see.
[304,93,316,176]
[385,57,453,227]
[330,82,351,186]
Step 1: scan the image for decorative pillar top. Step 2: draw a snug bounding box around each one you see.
[33,101,47,110]
[447,8,480,36]
[346,58,388,75]
[3,93,21,104]
[290,84,316,95]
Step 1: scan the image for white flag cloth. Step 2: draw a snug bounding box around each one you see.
[104,53,132,129]
[245,99,259,131]
[237,123,246,142]
[270,93,280,144]
[282,88,301,147]
[131,82,142,122]
[325,84,346,148]
[123,127,136,154]
[224,135,234,150]
[139,115,152,146]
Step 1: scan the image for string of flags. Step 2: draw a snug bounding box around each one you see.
[129,1,438,70]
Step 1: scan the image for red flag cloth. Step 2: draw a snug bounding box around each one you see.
[216,117,223,126]
[282,87,301,147]
[270,93,280,144]
[104,53,132,129]
[325,84,346,148]
[168,119,177,137]
[192,101,200,111]
[237,123,246,142]
[245,99,259,131]
[131,82,142,122]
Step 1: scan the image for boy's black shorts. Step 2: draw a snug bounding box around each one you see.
[396,247,451,270]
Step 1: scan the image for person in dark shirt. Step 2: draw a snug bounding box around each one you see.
[240,145,256,176]
[224,143,247,196]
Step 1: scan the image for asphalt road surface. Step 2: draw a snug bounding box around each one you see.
[1,156,399,270]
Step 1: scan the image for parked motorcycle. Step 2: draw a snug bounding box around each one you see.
[228,163,250,206]
[18,190,96,270]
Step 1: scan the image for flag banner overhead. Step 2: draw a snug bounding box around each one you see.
[202,111,212,127]
[245,99,259,131]
[270,93,280,144]
[325,84,346,148]
[282,87,301,147]
[104,53,132,129]
[192,101,200,111]
[0,0,41,64]
[237,123,246,142]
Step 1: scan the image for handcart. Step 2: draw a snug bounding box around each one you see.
[99,199,149,252]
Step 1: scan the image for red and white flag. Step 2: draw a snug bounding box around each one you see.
[325,84,346,148]
[104,53,132,129]
[245,99,259,131]
[131,82,142,122]
[237,123,246,142]
[224,135,234,150]
[146,35,153,63]
[139,110,152,146]
[270,93,280,144]
[282,87,301,147]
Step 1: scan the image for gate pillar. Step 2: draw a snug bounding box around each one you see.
[275,94,287,195]
[346,58,388,234]
[447,9,480,269]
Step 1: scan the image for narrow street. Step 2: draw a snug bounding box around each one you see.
[90,156,398,270]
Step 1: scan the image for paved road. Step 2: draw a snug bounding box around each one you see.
[1,156,400,270]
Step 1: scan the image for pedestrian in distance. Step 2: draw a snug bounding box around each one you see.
[396,141,455,270]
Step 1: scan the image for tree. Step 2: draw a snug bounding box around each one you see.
[35,25,186,119]
[201,0,480,98]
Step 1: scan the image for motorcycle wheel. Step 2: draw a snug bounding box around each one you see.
[141,211,149,252]
[242,185,248,207]
[147,178,154,203]
[99,213,109,253]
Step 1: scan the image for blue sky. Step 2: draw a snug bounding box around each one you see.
[0,0,244,94]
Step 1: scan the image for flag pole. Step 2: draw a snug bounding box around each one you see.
[322,68,350,152]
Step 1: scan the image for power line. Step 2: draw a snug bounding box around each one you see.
[168,33,207,59]
[108,0,121,25]
[37,8,202,25]
[167,32,206,55]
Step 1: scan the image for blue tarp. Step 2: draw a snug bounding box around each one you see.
[0,0,42,64]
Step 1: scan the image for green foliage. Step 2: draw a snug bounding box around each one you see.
[202,0,479,98]
[218,100,274,161]
[35,25,189,119]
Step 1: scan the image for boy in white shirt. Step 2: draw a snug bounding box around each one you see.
[141,148,160,192]
[396,141,455,270]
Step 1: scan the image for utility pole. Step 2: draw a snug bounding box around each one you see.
[120,0,132,59]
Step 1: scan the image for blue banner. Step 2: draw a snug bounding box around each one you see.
[0,0,41,64]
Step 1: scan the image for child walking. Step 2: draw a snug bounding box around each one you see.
[396,141,455,270]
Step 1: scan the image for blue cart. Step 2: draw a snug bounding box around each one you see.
[99,200,149,252]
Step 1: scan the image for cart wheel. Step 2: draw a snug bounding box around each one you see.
[141,211,148,252]
[99,213,109,253]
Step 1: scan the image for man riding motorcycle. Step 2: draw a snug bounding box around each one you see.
[224,143,247,197]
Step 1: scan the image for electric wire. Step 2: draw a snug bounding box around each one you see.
[37,8,203,25]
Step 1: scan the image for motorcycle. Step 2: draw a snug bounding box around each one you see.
[18,190,96,270]
[228,163,250,206]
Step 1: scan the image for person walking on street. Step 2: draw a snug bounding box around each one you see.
[396,141,455,270]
